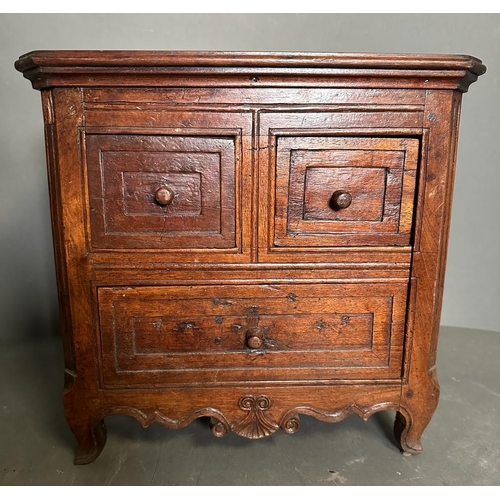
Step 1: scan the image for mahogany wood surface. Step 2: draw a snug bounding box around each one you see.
[15,51,485,464]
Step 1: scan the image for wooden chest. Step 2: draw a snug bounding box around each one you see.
[15,51,485,463]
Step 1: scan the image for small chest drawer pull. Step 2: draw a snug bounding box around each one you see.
[331,190,352,210]
[154,185,175,206]
[246,328,263,349]
[245,306,263,349]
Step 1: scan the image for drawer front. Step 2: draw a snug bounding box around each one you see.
[86,133,237,250]
[97,282,408,387]
[274,136,419,247]
[82,110,253,256]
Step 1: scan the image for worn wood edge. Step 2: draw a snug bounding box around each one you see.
[15,50,486,73]
[15,51,485,91]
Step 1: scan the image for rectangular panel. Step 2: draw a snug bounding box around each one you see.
[131,310,373,354]
[273,136,419,247]
[97,282,408,387]
[86,134,235,250]
[123,171,202,217]
[304,166,385,222]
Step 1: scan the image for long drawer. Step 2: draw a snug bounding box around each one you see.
[97,282,408,387]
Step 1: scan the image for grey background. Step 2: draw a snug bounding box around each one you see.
[1,13,499,340]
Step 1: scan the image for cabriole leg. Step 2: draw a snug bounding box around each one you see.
[66,415,107,465]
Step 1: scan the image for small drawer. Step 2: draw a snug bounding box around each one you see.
[97,282,408,387]
[85,133,237,250]
[273,136,419,247]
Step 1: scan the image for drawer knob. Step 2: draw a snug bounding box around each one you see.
[245,306,263,349]
[154,185,175,206]
[331,190,352,210]
[246,330,263,349]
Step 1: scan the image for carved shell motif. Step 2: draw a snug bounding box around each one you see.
[232,395,279,439]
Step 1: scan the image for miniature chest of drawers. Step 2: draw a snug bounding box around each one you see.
[16,51,485,463]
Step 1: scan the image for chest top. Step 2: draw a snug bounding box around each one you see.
[16,50,485,89]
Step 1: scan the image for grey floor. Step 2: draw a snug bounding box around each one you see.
[0,326,499,486]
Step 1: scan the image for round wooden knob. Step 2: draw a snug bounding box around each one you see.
[246,336,262,349]
[154,185,174,206]
[331,190,352,210]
